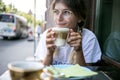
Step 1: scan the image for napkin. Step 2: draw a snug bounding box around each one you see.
[47,64,98,78]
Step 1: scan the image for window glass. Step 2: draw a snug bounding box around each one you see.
[0,14,14,23]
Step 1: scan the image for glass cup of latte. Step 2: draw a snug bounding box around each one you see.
[8,61,44,80]
[52,27,69,47]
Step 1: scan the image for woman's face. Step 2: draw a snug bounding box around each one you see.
[53,2,79,30]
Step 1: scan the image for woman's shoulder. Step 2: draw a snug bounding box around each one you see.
[83,28,93,33]
[41,29,49,36]
[39,29,48,41]
[82,28,96,36]
[82,28,97,40]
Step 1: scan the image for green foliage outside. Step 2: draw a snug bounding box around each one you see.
[0,0,45,29]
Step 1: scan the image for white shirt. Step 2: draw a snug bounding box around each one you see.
[34,28,102,65]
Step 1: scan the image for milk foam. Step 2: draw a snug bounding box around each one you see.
[52,27,69,32]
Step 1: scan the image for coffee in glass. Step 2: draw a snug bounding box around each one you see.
[52,27,69,47]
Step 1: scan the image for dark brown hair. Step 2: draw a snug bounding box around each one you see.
[51,0,88,28]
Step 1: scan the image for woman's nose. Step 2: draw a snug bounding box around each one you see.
[57,12,64,21]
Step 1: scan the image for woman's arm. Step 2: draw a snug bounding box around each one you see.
[43,50,53,66]
[74,49,87,66]
[68,29,87,66]
[42,29,56,66]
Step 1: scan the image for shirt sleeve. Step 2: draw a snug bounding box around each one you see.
[34,31,47,61]
[82,29,102,63]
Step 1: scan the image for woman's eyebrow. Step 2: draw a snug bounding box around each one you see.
[53,9,71,11]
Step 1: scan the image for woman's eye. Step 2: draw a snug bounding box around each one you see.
[53,10,59,15]
[63,11,71,15]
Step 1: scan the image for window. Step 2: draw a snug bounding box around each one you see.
[0,14,14,23]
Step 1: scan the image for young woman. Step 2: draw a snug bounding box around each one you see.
[34,0,101,66]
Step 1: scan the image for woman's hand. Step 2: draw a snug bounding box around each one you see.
[67,29,86,66]
[67,29,82,51]
[43,28,56,66]
[46,28,56,55]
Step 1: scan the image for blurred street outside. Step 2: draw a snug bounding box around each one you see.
[0,36,40,76]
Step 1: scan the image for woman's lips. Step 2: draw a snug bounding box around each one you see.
[57,23,66,27]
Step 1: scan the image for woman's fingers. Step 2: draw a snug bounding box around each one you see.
[46,29,52,38]
[67,29,82,47]
[68,39,81,47]
[68,32,81,42]
[68,34,81,42]
[46,29,55,49]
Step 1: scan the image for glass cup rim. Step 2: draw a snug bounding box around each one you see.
[52,27,69,32]
[8,61,44,72]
